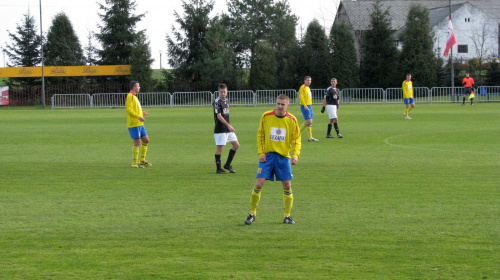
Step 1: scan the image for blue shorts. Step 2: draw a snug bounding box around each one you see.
[256,152,293,181]
[301,105,314,120]
[128,126,147,139]
[404,98,414,104]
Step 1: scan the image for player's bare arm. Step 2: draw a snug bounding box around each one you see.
[217,113,235,132]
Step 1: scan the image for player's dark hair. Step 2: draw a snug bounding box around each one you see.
[130,81,139,90]
[218,83,227,90]
[304,76,311,80]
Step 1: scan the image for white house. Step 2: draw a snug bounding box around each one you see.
[433,2,498,62]
[335,0,500,62]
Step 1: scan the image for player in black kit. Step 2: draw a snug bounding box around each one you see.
[213,83,240,174]
[321,78,343,139]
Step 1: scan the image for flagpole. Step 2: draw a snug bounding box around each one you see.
[40,0,45,108]
[450,0,454,88]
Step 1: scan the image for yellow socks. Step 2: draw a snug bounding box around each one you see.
[132,146,140,164]
[407,107,413,115]
[300,124,313,138]
[249,188,294,217]
[140,143,148,162]
[250,187,262,216]
[283,189,293,217]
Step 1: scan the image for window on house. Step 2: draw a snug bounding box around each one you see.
[465,18,470,22]
[457,45,468,53]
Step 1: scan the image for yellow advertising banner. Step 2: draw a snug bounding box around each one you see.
[0,65,131,78]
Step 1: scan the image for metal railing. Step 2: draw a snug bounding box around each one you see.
[51,86,500,109]
[476,86,500,102]
[172,91,212,107]
[92,93,127,108]
[222,90,255,106]
[255,89,298,106]
[51,93,92,109]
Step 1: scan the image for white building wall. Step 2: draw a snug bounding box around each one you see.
[434,3,498,61]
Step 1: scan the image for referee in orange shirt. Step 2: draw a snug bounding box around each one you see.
[462,73,475,105]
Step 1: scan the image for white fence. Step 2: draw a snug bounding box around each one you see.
[51,86,500,109]
[172,91,212,107]
[51,94,92,109]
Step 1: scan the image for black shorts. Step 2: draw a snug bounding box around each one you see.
[464,87,473,95]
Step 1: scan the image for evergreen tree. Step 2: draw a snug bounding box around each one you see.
[226,0,275,68]
[83,31,99,66]
[399,4,437,88]
[485,61,500,86]
[329,21,360,88]
[96,0,143,65]
[193,18,242,90]
[435,49,448,87]
[95,0,146,86]
[130,31,153,91]
[360,0,399,88]
[249,40,277,90]
[43,13,85,85]
[226,0,298,89]
[5,10,42,86]
[5,11,42,67]
[44,13,84,66]
[166,0,214,90]
[271,0,299,89]
[301,19,331,87]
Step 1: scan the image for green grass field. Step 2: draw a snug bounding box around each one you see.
[1,103,499,279]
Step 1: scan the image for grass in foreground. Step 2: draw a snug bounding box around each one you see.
[0,103,499,279]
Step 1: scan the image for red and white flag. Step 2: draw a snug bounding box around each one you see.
[443,17,457,58]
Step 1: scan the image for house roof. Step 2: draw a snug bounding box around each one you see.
[338,0,500,31]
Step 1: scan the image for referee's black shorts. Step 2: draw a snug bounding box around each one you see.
[463,87,473,95]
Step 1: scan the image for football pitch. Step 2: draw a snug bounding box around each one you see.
[1,103,499,279]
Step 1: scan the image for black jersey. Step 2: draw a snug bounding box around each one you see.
[213,96,230,133]
[324,87,340,105]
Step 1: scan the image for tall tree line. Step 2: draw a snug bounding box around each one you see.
[4,0,500,93]
[4,0,153,90]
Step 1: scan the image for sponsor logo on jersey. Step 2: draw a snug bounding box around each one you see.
[270,127,286,142]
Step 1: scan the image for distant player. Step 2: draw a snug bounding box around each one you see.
[402,73,415,119]
[298,76,318,141]
[126,81,152,168]
[213,83,240,174]
[321,78,343,138]
[244,94,301,225]
[462,73,475,105]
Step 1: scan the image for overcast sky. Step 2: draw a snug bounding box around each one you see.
[0,0,340,69]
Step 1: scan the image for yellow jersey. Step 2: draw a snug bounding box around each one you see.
[257,109,301,159]
[125,92,144,128]
[299,84,312,106]
[402,80,414,99]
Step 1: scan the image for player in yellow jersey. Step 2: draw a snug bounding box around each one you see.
[402,73,415,119]
[299,76,318,141]
[125,81,152,168]
[244,94,302,225]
